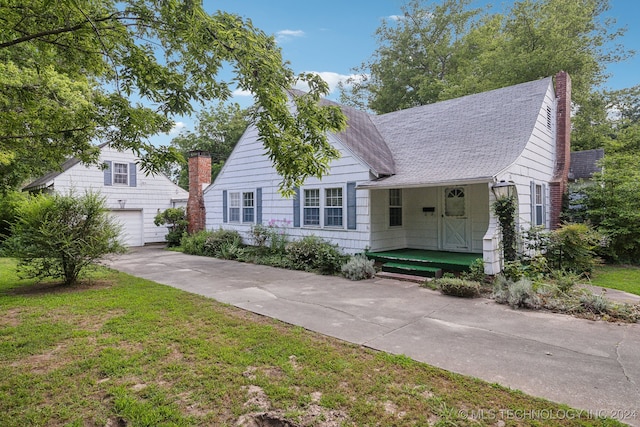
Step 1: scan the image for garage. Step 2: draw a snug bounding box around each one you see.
[109,209,144,247]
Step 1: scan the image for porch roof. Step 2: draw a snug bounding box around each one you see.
[361,77,552,189]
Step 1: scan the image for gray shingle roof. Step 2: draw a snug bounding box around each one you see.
[288,89,395,177]
[569,149,604,181]
[361,77,553,188]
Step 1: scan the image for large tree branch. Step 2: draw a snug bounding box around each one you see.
[0,127,91,141]
[0,12,121,49]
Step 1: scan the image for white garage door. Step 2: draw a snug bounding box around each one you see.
[110,210,144,247]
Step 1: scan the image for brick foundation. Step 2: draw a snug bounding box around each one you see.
[187,151,211,234]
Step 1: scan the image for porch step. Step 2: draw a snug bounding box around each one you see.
[382,262,443,279]
[367,250,481,273]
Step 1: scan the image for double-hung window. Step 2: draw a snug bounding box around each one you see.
[113,163,128,185]
[389,189,402,227]
[303,189,320,226]
[243,192,254,223]
[229,192,240,222]
[324,188,343,227]
[534,184,543,226]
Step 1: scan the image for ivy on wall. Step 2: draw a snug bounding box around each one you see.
[493,196,517,262]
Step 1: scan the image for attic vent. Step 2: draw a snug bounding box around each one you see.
[546,105,552,130]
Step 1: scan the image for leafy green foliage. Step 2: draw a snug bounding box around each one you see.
[545,223,602,273]
[285,235,348,275]
[342,0,629,116]
[153,207,188,247]
[0,190,28,243]
[167,103,250,189]
[3,191,125,285]
[341,255,376,281]
[434,277,481,298]
[180,228,242,258]
[492,195,517,262]
[0,0,345,194]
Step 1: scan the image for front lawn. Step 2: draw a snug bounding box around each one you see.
[0,258,624,426]
[590,264,640,296]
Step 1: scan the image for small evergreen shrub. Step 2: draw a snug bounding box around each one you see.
[342,255,376,281]
[180,230,213,256]
[551,270,579,293]
[493,277,541,309]
[579,293,611,315]
[435,277,481,298]
[285,235,347,275]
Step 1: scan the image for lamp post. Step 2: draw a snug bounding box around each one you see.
[491,181,517,263]
[491,180,515,199]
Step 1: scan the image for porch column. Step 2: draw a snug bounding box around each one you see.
[483,185,502,275]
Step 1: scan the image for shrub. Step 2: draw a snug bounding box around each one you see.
[250,222,288,254]
[435,277,480,298]
[461,258,485,282]
[342,255,376,280]
[579,293,611,315]
[203,228,242,256]
[154,207,188,247]
[180,230,213,256]
[285,235,347,275]
[3,191,125,285]
[0,190,28,244]
[551,270,580,294]
[545,223,602,274]
[493,277,541,309]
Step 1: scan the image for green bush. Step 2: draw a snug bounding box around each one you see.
[545,223,602,274]
[341,254,376,280]
[154,207,187,247]
[3,191,125,285]
[0,190,28,244]
[285,235,347,275]
[461,258,485,282]
[435,277,480,298]
[180,230,213,256]
[204,228,242,256]
[493,277,541,309]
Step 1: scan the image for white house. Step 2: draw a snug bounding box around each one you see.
[198,72,572,274]
[24,144,189,246]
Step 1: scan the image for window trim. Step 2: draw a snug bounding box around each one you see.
[534,184,543,226]
[242,191,255,223]
[113,162,129,186]
[389,188,403,227]
[229,192,241,223]
[298,185,346,230]
[303,188,320,227]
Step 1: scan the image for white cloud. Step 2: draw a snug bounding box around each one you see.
[168,121,186,135]
[388,14,404,21]
[232,88,254,98]
[275,29,305,43]
[296,71,367,94]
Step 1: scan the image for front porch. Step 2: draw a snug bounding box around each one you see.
[366,249,483,278]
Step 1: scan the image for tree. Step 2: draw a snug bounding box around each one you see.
[3,191,126,286]
[166,103,249,189]
[341,0,630,114]
[0,0,345,195]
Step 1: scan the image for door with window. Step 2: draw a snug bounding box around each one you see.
[441,187,471,251]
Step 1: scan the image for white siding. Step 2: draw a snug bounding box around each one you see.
[51,145,189,245]
[204,126,372,254]
[499,81,557,231]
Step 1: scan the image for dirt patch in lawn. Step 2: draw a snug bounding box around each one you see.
[5,279,114,296]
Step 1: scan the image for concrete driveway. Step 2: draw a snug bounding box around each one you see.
[109,246,640,426]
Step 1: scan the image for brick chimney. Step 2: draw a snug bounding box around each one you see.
[549,71,571,229]
[187,150,211,234]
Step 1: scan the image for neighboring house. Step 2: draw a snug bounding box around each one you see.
[23,144,189,246]
[569,148,604,182]
[567,148,604,219]
[196,72,572,274]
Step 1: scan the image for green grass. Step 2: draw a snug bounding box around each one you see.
[0,258,625,426]
[590,264,640,296]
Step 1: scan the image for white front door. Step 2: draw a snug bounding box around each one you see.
[442,187,471,251]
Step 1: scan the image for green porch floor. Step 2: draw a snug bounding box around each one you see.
[366,249,483,277]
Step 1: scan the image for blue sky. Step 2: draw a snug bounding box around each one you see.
[157,0,640,143]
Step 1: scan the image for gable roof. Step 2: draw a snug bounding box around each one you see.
[288,89,395,177]
[23,156,83,191]
[569,148,604,181]
[362,77,553,188]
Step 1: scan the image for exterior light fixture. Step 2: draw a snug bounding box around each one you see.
[491,181,515,199]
